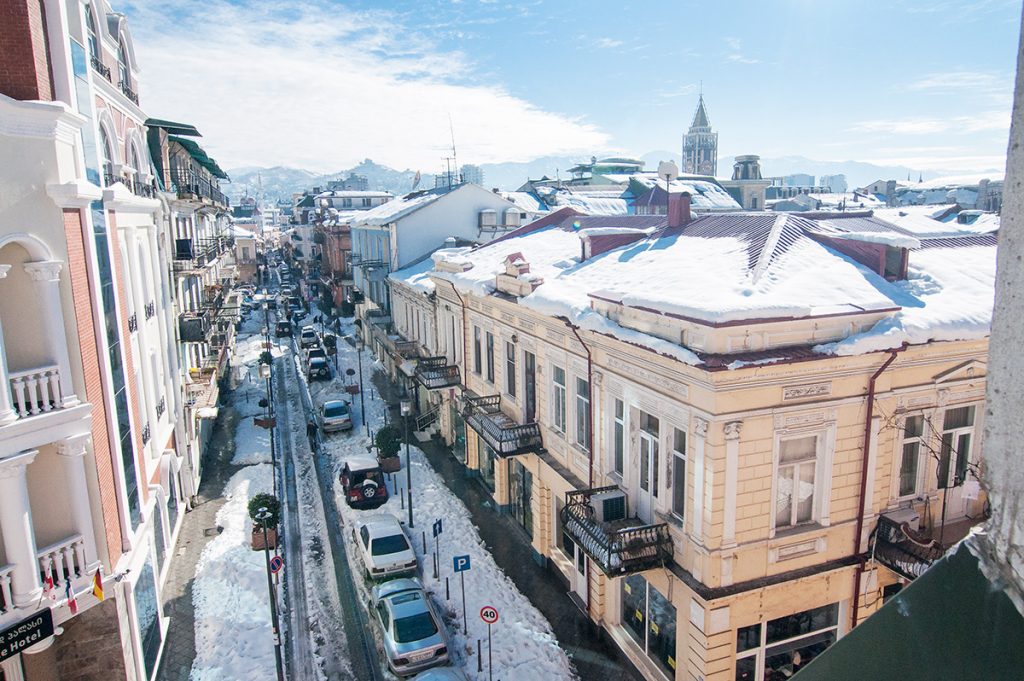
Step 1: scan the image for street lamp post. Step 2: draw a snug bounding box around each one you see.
[255,507,285,681]
[401,399,413,528]
[356,339,367,437]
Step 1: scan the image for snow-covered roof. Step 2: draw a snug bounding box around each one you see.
[915,172,1004,189]
[631,176,741,211]
[351,190,447,226]
[533,186,628,216]
[316,190,392,199]
[872,207,998,237]
[429,211,997,366]
[500,191,547,215]
[388,257,436,295]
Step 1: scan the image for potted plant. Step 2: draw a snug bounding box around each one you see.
[375,425,402,473]
[248,493,281,551]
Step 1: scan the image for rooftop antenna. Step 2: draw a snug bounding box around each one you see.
[448,113,459,185]
[442,156,456,188]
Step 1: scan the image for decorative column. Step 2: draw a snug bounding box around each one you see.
[692,417,709,541]
[57,434,99,571]
[23,261,78,408]
[722,421,743,548]
[0,265,19,425]
[0,450,41,607]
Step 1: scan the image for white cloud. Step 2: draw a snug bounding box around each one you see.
[850,110,1010,135]
[122,0,607,173]
[596,37,623,49]
[723,36,758,65]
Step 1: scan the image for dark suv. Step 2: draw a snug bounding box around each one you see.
[340,457,389,508]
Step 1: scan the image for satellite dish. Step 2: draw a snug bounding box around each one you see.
[657,160,679,184]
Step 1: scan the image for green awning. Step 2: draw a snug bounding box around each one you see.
[168,135,229,180]
[793,538,1024,681]
[145,118,202,137]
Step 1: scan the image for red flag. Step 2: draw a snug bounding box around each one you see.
[65,578,78,615]
[44,574,57,602]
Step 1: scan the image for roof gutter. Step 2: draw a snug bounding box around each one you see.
[851,343,906,628]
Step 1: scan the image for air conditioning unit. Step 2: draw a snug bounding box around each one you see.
[591,489,627,524]
[882,508,920,532]
[479,209,497,229]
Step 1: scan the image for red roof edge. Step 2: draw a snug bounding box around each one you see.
[482,206,581,249]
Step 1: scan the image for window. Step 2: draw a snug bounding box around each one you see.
[640,413,660,499]
[612,399,625,476]
[85,4,99,61]
[672,428,687,518]
[473,326,482,375]
[898,415,924,497]
[735,604,839,680]
[552,366,567,433]
[940,405,975,488]
[99,126,114,181]
[362,197,372,207]
[485,332,495,383]
[505,341,516,397]
[117,40,129,86]
[342,198,352,208]
[775,435,817,529]
[621,575,677,676]
[134,558,162,677]
[575,376,591,451]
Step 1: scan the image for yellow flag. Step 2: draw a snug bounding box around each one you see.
[92,571,104,601]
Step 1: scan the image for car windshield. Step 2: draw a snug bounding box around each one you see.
[324,404,349,417]
[351,469,384,485]
[311,359,326,366]
[393,611,438,643]
[371,534,409,556]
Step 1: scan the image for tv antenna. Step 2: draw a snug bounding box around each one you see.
[448,113,459,185]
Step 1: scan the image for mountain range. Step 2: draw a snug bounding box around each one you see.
[225,154,1001,204]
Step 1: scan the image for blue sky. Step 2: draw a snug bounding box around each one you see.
[123,0,1020,175]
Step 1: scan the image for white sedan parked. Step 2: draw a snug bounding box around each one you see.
[352,515,418,582]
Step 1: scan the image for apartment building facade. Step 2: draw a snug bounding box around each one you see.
[0,2,234,679]
[387,202,995,680]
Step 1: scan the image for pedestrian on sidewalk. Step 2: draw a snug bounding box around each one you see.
[307,419,318,451]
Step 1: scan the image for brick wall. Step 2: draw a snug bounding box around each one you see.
[65,208,125,566]
[109,214,149,506]
[0,0,53,101]
[53,598,130,681]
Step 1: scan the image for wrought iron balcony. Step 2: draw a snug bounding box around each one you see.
[415,356,461,390]
[461,394,542,457]
[871,515,946,580]
[145,301,156,319]
[560,487,673,577]
[156,396,166,418]
[118,80,139,105]
[127,313,138,333]
[90,57,111,81]
[141,422,151,445]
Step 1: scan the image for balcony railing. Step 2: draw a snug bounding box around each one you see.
[141,422,151,445]
[178,311,211,343]
[170,165,228,208]
[560,488,673,577]
[145,301,156,319]
[0,564,13,614]
[90,57,111,81]
[871,515,946,580]
[156,396,166,418]
[37,534,86,590]
[9,366,63,418]
[128,313,138,333]
[118,79,139,105]
[461,394,542,457]
[415,356,461,390]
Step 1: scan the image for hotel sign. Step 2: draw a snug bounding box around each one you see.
[0,608,54,661]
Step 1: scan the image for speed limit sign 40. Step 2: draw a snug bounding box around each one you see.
[480,605,499,624]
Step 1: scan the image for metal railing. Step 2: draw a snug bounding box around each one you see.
[118,79,139,105]
[156,396,166,418]
[462,394,542,457]
[128,313,138,333]
[178,311,211,343]
[560,488,673,577]
[90,57,111,81]
[416,408,440,432]
[415,356,461,390]
[871,515,946,580]
[145,301,156,319]
[169,164,228,207]
[141,422,151,445]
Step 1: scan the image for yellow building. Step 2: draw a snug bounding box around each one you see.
[384,200,996,680]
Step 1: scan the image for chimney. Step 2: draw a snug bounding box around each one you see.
[668,191,692,228]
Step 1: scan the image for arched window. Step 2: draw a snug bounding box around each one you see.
[99,126,114,184]
[117,40,130,86]
[85,4,99,61]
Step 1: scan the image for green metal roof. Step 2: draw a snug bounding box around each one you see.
[145,118,202,136]
[793,539,1024,681]
[168,135,229,180]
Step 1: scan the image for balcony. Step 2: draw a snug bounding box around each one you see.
[178,311,211,343]
[156,396,166,418]
[871,514,947,580]
[461,394,542,457]
[170,166,228,208]
[118,80,139,105]
[89,57,111,82]
[9,366,65,419]
[1,533,88,620]
[144,301,155,320]
[415,356,461,390]
[128,313,138,333]
[560,487,673,577]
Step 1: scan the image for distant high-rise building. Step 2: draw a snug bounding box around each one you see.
[783,173,816,187]
[462,164,484,186]
[819,174,848,193]
[681,95,718,176]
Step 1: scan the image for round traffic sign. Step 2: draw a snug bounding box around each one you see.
[269,555,284,574]
[480,605,498,624]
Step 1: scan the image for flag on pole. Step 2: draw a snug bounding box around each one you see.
[65,578,78,615]
[44,574,57,602]
[92,570,104,602]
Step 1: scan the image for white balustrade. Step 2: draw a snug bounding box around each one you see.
[0,565,13,613]
[36,534,84,588]
[9,365,62,418]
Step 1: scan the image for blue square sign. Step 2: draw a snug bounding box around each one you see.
[453,554,471,573]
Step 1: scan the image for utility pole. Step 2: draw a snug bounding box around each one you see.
[255,507,285,681]
[402,400,414,528]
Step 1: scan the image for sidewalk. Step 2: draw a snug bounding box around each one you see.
[372,373,645,681]
[156,400,242,681]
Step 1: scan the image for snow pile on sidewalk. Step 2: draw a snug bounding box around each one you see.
[310,319,577,681]
[190,464,276,681]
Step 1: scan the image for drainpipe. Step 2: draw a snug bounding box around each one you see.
[451,287,470,382]
[565,319,595,618]
[851,344,905,628]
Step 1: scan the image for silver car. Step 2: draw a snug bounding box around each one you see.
[371,578,450,677]
[319,399,353,432]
